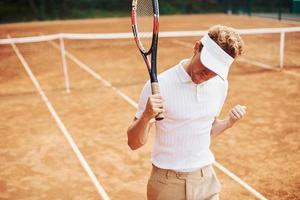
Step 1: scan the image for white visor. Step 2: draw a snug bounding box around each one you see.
[200,34,234,80]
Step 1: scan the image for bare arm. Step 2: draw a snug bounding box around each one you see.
[210,117,232,138]
[127,115,153,150]
[211,104,247,138]
[127,94,164,150]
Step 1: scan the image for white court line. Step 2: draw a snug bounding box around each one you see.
[46,40,268,200]
[214,162,268,200]
[8,35,110,200]
[171,39,300,78]
[280,69,300,77]
[47,40,138,108]
[237,58,280,71]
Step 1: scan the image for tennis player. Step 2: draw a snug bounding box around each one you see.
[127,25,246,200]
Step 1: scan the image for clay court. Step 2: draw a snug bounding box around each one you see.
[0,14,299,200]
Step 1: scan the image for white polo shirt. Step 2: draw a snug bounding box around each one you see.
[135,59,228,172]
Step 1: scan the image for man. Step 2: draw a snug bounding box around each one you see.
[127,25,246,200]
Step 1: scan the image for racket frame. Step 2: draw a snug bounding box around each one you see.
[131,0,164,120]
[131,0,159,82]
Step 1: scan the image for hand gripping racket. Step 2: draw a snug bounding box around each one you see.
[131,0,164,121]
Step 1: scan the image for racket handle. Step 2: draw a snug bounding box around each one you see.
[151,82,164,121]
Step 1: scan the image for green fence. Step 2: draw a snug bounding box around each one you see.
[292,0,300,13]
[0,0,297,23]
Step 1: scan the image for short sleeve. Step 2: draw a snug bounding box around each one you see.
[135,81,151,119]
[216,80,228,117]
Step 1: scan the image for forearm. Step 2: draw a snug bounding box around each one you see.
[210,117,232,138]
[211,105,247,137]
[127,113,152,150]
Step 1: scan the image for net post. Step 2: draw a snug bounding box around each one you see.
[279,31,285,71]
[59,34,71,93]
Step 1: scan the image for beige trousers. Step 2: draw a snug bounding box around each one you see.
[147,164,221,200]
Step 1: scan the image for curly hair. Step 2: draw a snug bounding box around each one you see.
[208,25,244,58]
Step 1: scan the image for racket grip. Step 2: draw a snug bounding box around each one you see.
[151,82,164,121]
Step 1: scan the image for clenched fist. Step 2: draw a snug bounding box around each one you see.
[228,104,247,127]
[143,94,165,120]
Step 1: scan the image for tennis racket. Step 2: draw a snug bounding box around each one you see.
[131,0,164,121]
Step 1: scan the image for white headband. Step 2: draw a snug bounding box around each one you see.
[200,34,234,80]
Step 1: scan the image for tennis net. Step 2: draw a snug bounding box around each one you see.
[1,27,300,93]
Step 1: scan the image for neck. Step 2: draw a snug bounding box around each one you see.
[183,58,193,76]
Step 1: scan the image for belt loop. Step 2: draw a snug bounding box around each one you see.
[201,168,204,177]
[176,172,180,179]
[166,170,170,179]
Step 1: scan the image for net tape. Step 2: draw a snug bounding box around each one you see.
[0,27,300,44]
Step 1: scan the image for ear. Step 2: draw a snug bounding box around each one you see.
[193,40,201,55]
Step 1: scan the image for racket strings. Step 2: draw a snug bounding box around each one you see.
[137,0,153,17]
[136,0,154,50]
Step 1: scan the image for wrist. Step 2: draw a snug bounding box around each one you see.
[226,117,234,128]
[142,111,152,122]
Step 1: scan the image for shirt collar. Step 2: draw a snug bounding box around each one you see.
[176,59,192,83]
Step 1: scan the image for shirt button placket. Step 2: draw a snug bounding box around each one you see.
[196,85,201,102]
